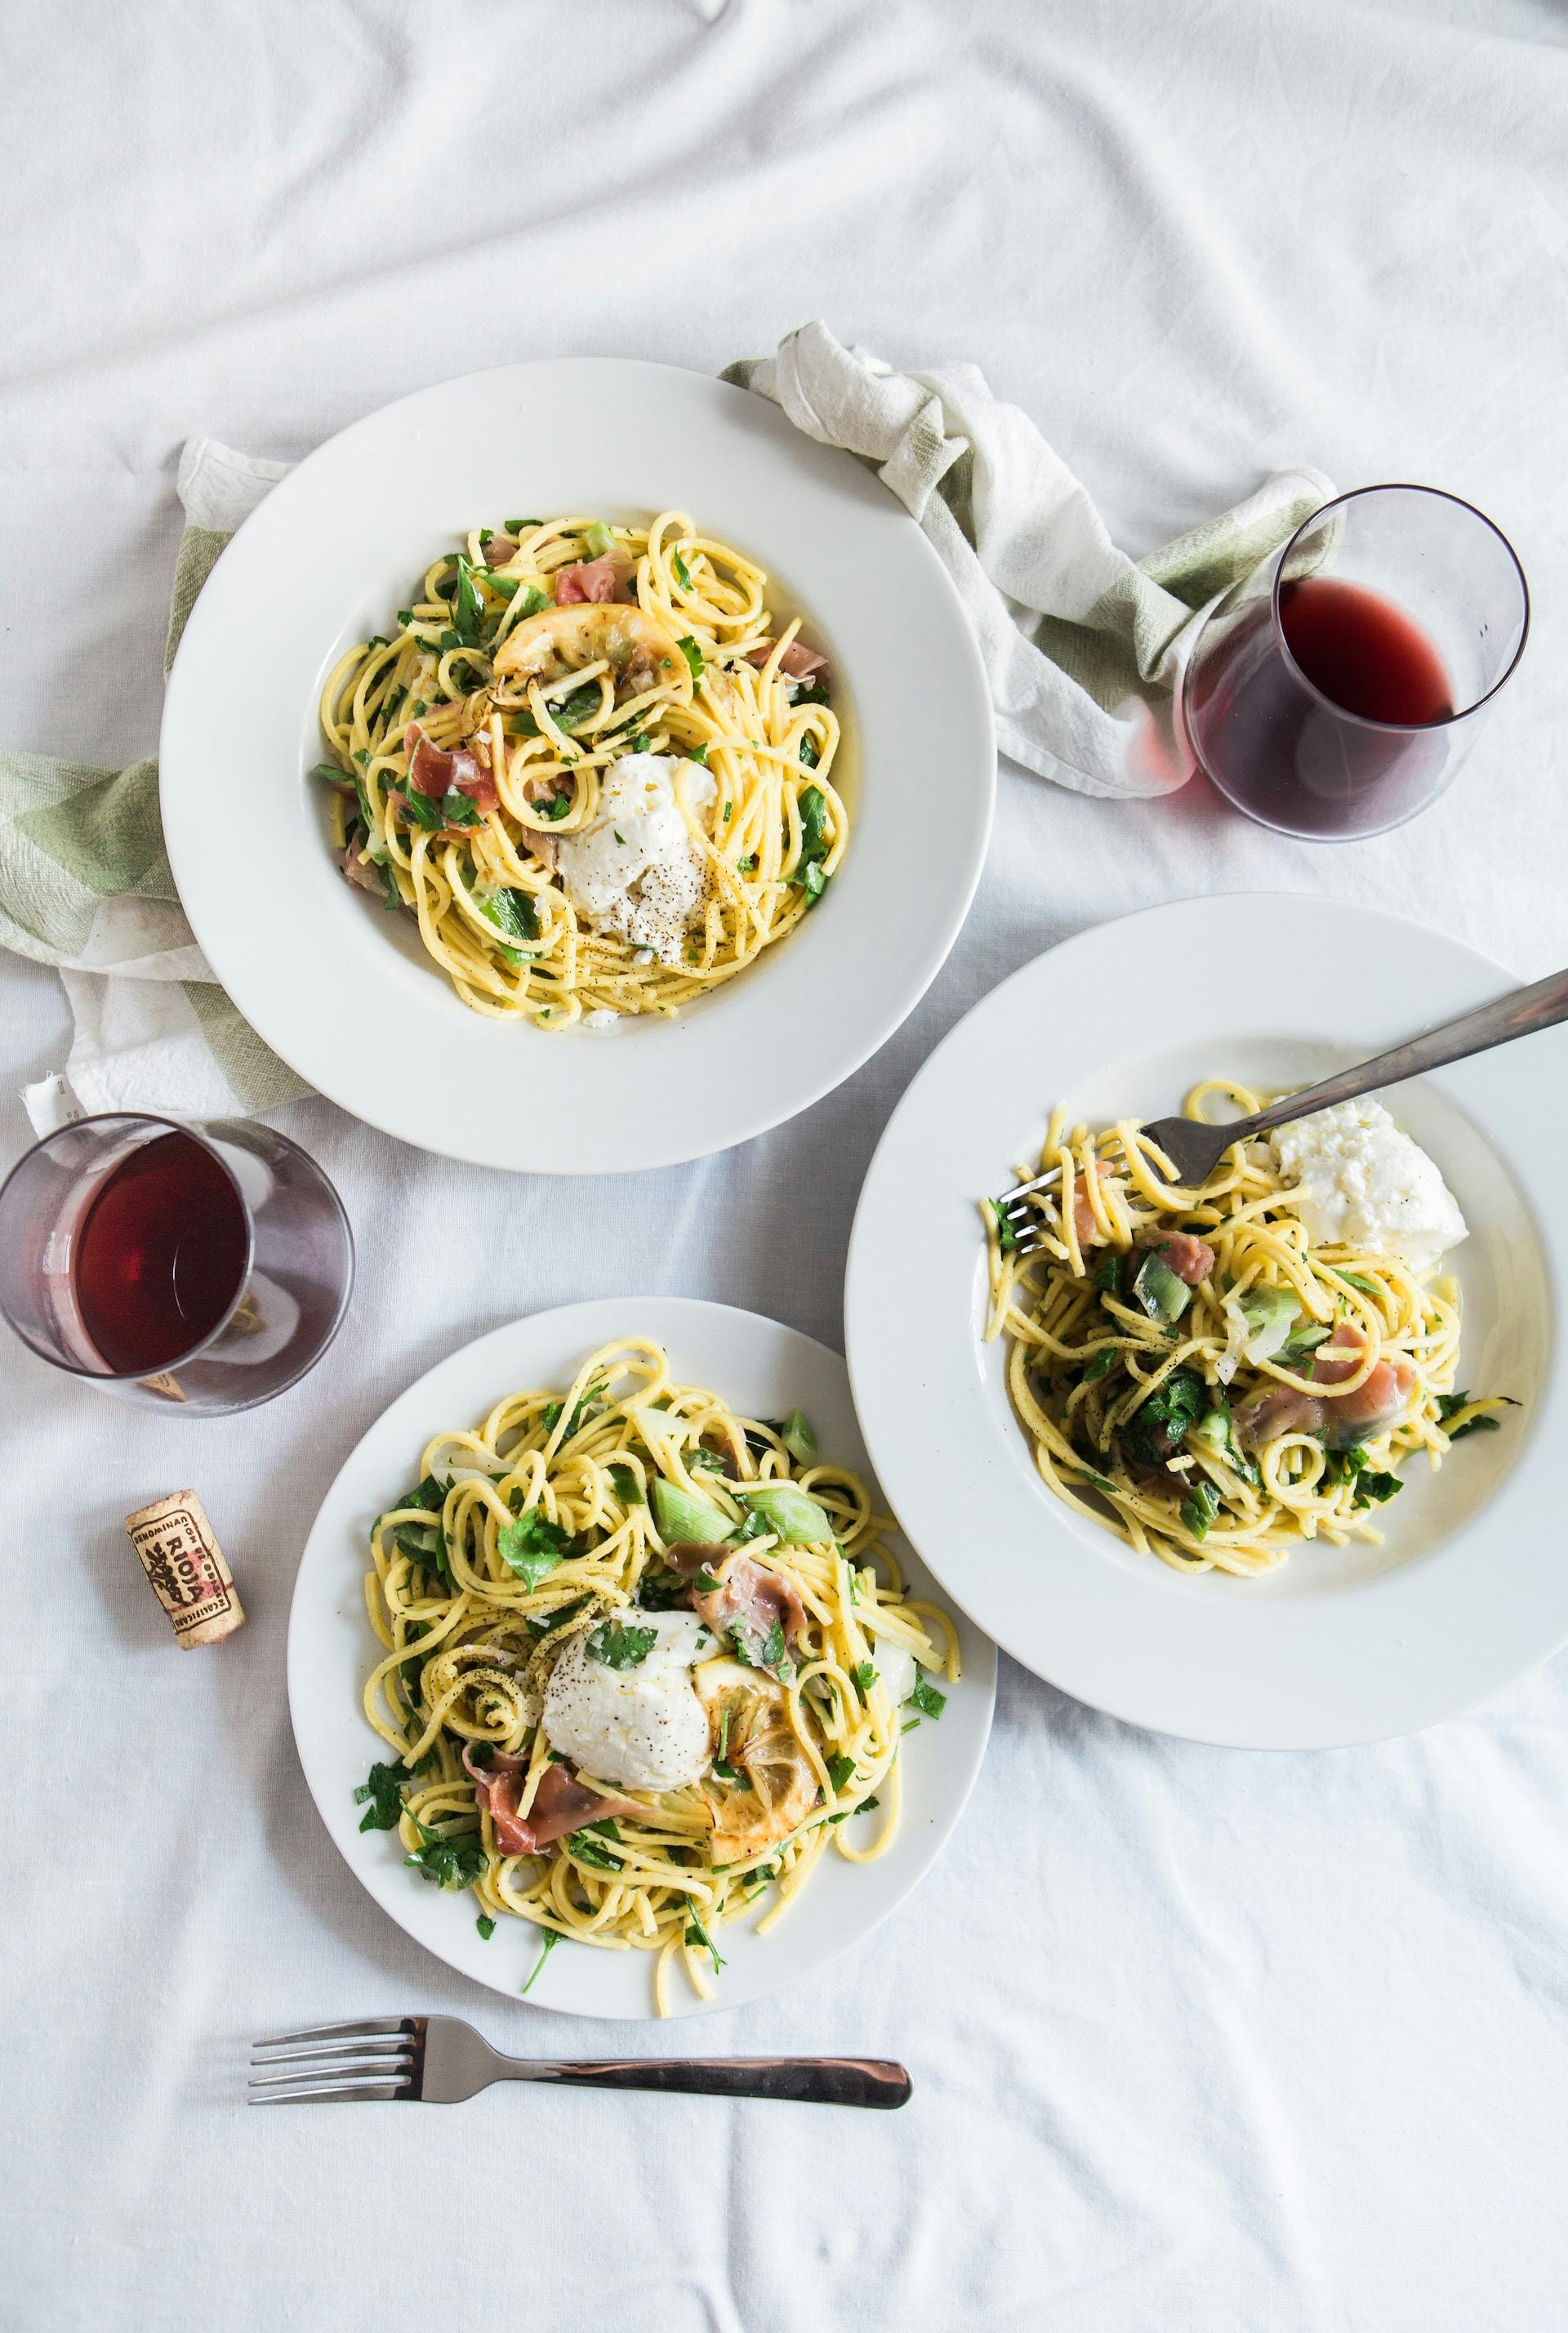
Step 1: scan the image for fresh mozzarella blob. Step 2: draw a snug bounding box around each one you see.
[1268,1099,1466,1272]
[555,756,716,965]
[543,1606,714,1790]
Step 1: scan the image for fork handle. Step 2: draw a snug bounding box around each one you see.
[1237,964,1568,1141]
[507,2055,911,2108]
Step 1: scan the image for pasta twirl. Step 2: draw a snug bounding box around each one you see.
[985,1080,1511,1577]
[317,513,842,1028]
[358,1337,958,2013]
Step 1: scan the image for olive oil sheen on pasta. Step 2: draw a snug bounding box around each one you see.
[72,1131,249,1374]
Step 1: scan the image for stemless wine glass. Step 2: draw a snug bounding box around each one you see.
[1181,484,1529,841]
[0,1113,354,1414]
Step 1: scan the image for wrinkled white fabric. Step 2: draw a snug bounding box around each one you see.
[734,320,1334,795]
[3,5,1568,2333]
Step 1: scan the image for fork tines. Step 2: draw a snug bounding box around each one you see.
[249,2016,425,2105]
[992,1162,1064,1261]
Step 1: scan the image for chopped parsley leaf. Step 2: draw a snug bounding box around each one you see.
[475,1914,496,1941]
[853,1659,878,1693]
[991,1198,1019,1255]
[671,547,693,591]
[353,1759,408,1831]
[520,1926,559,1994]
[685,1910,725,1974]
[496,1506,572,1589]
[826,1753,857,1791]
[404,1818,487,1891]
[1179,1480,1222,1541]
[566,1830,623,1871]
[675,635,704,684]
[907,1676,947,1720]
[586,1621,658,1669]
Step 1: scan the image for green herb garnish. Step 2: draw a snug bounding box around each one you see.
[676,635,704,684]
[586,1621,658,1670]
[476,1914,496,1941]
[496,1506,572,1589]
[404,1818,487,1891]
[1179,1480,1222,1541]
[520,1926,560,1994]
[907,1676,947,1720]
[354,1759,408,1832]
[684,1910,725,1974]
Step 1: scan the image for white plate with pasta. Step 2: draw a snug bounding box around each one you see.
[845,894,1561,1750]
[287,1297,996,2019]
[160,360,993,1171]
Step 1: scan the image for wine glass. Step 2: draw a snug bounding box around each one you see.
[0,1113,354,1413]
[1180,484,1529,841]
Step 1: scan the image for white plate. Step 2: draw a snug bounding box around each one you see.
[160,360,993,1173]
[845,894,1562,1751]
[287,1296,996,2019]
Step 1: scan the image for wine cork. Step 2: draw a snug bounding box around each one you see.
[123,1491,245,1648]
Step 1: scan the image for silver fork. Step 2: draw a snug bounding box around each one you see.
[994,963,1568,1257]
[249,2017,911,2108]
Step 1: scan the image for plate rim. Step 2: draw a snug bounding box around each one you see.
[159,356,996,1173]
[844,889,1564,1751]
[285,1293,998,2020]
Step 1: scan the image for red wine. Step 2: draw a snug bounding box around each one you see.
[1278,578,1452,725]
[1186,577,1455,837]
[73,1131,249,1374]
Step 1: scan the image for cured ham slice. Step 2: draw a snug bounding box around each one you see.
[1234,1322,1418,1452]
[746,640,829,684]
[690,1552,807,1658]
[1137,1230,1216,1284]
[554,553,636,605]
[463,1744,634,1853]
[1071,1160,1112,1249]
[402,721,499,817]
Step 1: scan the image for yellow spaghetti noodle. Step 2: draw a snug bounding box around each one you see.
[985,1079,1511,1577]
[316,512,842,1028]
[358,1336,957,2012]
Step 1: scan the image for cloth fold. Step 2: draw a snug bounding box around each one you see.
[0,332,1334,1132]
[724,322,1334,799]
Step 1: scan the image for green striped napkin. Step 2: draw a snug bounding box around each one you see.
[4,439,307,1134]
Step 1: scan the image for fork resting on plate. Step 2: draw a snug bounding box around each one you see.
[250,2015,911,2108]
[995,962,1568,1255]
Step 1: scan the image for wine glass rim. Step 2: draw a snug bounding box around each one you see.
[0,1110,257,1383]
[1270,481,1530,732]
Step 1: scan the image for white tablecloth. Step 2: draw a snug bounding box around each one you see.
[6,5,1567,2327]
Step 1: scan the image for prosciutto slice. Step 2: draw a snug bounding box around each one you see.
[691,1553,807,1659]
[402,721,499,817]
[1071,1159,1112,1250]
[463,1745,635,1853]
[1136,1230,1216,1285]
[1234,1323,1418,1452]
[554,553,636,605]
[746,640,829,684]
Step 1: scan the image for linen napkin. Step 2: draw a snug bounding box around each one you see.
[1,330,1334,1131]
[4,439,305,1134]
[724,322,1334,800]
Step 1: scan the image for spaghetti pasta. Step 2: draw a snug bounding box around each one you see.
[316,513,843,1028]
[356,1336,958,2011]
[985,1080,1511,1577]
